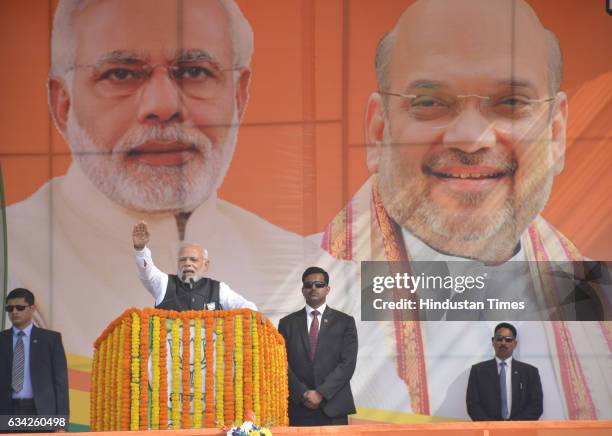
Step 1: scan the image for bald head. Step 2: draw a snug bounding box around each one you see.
[376,0,562,98]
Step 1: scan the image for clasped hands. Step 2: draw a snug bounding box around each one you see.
[302,390,323,409]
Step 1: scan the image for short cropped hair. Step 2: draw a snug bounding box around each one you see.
[494,322,517,338]
[6,288,35,306]
[302,267,329,285]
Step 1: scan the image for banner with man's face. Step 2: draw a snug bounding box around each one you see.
[0,0,610,428]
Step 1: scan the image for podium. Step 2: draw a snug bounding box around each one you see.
[90,308,288,430]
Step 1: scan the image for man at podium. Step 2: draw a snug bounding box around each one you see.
[132,221,257,311]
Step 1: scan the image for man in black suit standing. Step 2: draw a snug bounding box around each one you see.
[0,288,69,422]
[278,267,358,426]
[467,322,543,421]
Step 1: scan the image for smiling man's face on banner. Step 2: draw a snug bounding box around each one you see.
[366,0,568,263]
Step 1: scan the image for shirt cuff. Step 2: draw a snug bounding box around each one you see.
[134,246,151,257]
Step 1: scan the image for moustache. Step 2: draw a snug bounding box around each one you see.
[112,125,212,157]
[424,149,517,174]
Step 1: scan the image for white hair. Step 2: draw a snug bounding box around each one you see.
[50,0,254,81]
[178,242,209,260]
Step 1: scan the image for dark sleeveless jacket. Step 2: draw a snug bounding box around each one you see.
[156,274,221,311]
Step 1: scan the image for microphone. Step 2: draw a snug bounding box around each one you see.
[189,278,195,290]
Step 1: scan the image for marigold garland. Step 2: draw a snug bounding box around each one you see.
[280,343,289,426]
[151,316,161,429]
[181,317,192,428]
[242,314,253,417]
[121,315,132,431]
[268,330,277,424]
[96,340,104,432]
[116,320,125,430]
[263,322,272,424]
[109,327,119,429]
[234,315,244,424]
[215,317,225,426]
[193,317,203,428]
[90,348,98,431]
[104,337,112,430]
[224,313,235,427]
[92,308,288,430]
[159,317,168,429]
[130,311,141,430]
[139,313,150,430]
[251,313,261,424]
[96,339,104,431]
[258,314,268,425]
[171,318,181,429]
[204,317,215,427]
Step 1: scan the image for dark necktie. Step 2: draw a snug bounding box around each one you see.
[309,310,319,360]
[12,331,25,392]
[500,361,508,419]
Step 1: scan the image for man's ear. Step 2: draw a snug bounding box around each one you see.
[235,68,251,121]
[48,78,71,137]
[550,91,568,175]
[365,92,386,174]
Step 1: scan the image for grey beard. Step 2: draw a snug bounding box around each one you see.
[179,271,203,284]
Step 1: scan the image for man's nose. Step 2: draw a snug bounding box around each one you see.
[137,67,185,124]
[442,105,497,153]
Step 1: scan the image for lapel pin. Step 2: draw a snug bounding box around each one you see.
[324,319,328,323]
[33,339,38,344]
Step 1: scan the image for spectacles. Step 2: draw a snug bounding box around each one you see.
[303,281,327,289]
[5,305,29,313]
[494,335,515,343]
[69,62,242,100]
[379,91,556,130]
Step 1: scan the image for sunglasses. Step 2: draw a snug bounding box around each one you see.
[5,305,30,313]
[494,335,515,343]
[303,281,327,289]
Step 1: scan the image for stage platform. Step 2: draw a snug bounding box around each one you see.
[12,420,608,435]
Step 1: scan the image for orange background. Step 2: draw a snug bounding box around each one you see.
[0,0,610,259]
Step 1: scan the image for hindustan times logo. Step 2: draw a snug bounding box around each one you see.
[372,272,487,294]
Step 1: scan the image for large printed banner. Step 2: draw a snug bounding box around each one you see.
[0,0,610,429]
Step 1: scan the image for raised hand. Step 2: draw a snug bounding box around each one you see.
[132,221,150,250]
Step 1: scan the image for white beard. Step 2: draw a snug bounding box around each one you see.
[66,110,239,214]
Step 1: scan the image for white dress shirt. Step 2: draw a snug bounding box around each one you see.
[495,356,513,418]
[134,246,258,311]
[305,303,327,334]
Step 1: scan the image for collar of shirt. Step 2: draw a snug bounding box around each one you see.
[306,303,327,318]
[495,355,514,371]
[12,323,33,338]
[401,227,526,263]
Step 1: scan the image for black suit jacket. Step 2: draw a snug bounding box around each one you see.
[0,325,70,417]
[278,307,357,420]
[466,358,542,421]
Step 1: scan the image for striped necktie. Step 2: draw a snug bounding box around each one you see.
[12,331,25,392]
